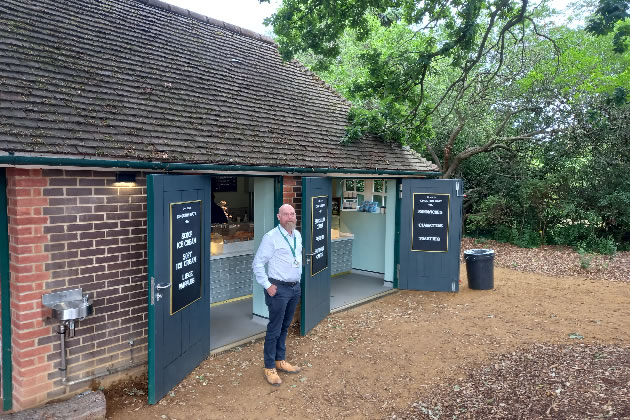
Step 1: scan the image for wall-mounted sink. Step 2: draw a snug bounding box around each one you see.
[42,288,93,321]
[50,299,93,321]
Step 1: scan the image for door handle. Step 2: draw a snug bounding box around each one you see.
[304,252,315,264]
[156,283,171,290]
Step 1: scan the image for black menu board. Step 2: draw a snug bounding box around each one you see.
[212,176,237,192]
[311,196,328,275]
[412,193,449,252]
[170,201,202,314]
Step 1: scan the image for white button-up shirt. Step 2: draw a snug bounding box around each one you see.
[252,225,302,289]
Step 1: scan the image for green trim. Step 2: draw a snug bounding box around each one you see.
[273,176,283,227]
[393,179,402,289]
[299,177,307,336]
[0,156,442,177]
[0,168,12,411]
[146,175,156,405]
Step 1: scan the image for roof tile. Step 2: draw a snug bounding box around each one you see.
[0,0,438,173]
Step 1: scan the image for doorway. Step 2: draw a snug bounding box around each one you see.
[208,176,279,352]
[329,178,397,311]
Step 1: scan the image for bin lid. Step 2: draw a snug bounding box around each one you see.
[464,249,494,256]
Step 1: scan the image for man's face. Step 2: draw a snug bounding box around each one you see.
[277,205,297,232]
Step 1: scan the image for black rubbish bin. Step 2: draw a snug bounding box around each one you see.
[464,249,494,290]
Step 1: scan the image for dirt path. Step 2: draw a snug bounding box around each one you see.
[105,264,630,419]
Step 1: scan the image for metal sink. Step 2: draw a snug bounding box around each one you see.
[42,288,93,321]
[50,299,93,321]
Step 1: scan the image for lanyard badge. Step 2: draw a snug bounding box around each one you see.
[278,226,299,267]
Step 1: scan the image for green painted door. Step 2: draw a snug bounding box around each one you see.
[300,177,332,336]
[147,174,211,404]
[399,179,463,291]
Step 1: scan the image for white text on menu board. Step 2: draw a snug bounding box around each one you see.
[314,201,326,260]
[417,197,443,242]
[176,207,197,290]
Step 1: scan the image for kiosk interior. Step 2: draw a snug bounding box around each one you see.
[328,178,397,310]
[209,176,267,351]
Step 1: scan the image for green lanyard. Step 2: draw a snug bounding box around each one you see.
[278,226,296,259]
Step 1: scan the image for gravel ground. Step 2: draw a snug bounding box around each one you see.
[461,237,630,283]
[398,344,630,420]
[395,238,630,420]
[105,238,630,419]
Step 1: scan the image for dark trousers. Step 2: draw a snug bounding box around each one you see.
[263,281,301,369]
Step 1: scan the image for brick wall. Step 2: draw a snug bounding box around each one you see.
[282,176,302,229]
[6,168,148,410]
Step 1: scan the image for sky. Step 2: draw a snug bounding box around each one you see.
[164,0,282,36]
[163,0,581,36]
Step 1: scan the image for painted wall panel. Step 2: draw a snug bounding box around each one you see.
[341,212,386,273]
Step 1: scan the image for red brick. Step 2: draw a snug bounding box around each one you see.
[13,373,50,389]
[12,271,50,284]
[13,319,44,330]
[7,168,32,177]
[13,234,49,245]
[15,381,53,398]
[10,263,34,274]
[20,363,54,380]
[13,355,37,369]
[12,282,45,294]
[13,344,52,359]
[12,216,48,226]
[12,309,46,323]
[13,327,52,342]
[17,290,46,303]
[12,301,37,312]
[8,187,33,197]
[13,338,36,349]
[10,206,34,216]
[13,253,50,264]
[10,243,34,255]
[14,197,48,207]
[15,178,48,187]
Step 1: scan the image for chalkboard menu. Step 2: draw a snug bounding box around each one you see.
[212,176,237,192]
[170,201,203,314]
[311,196,328,275]
[412,193,449,252]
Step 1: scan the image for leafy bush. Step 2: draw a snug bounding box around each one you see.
[577,236,617,255]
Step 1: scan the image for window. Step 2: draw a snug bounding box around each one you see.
[342,179,387,211]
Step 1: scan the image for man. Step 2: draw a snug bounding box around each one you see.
[211,192,228,224]
[252,204,302,386]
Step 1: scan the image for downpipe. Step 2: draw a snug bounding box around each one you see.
[58,323,144,386]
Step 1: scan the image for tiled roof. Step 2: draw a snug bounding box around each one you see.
[0,0,439,173]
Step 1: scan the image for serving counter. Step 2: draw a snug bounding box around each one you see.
[209,234,355,304]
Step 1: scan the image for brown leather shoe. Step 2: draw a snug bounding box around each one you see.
[276,360,301,374]
[264,368,282,386]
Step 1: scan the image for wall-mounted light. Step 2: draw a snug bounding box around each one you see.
[114,172,136,186]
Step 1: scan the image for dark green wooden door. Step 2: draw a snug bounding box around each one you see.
[147,174,211,404]
[399,179,463,291]
[300,177,332,336]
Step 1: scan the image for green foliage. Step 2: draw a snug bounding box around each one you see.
[267,0,630,254]
[267,0,552,161]
[577,249,594,269]
[586,0,630,53]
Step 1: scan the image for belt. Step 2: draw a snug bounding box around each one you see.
[269,278,298,286]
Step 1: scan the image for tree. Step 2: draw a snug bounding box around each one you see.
[264,0,563,178]
[586,0,630,54]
